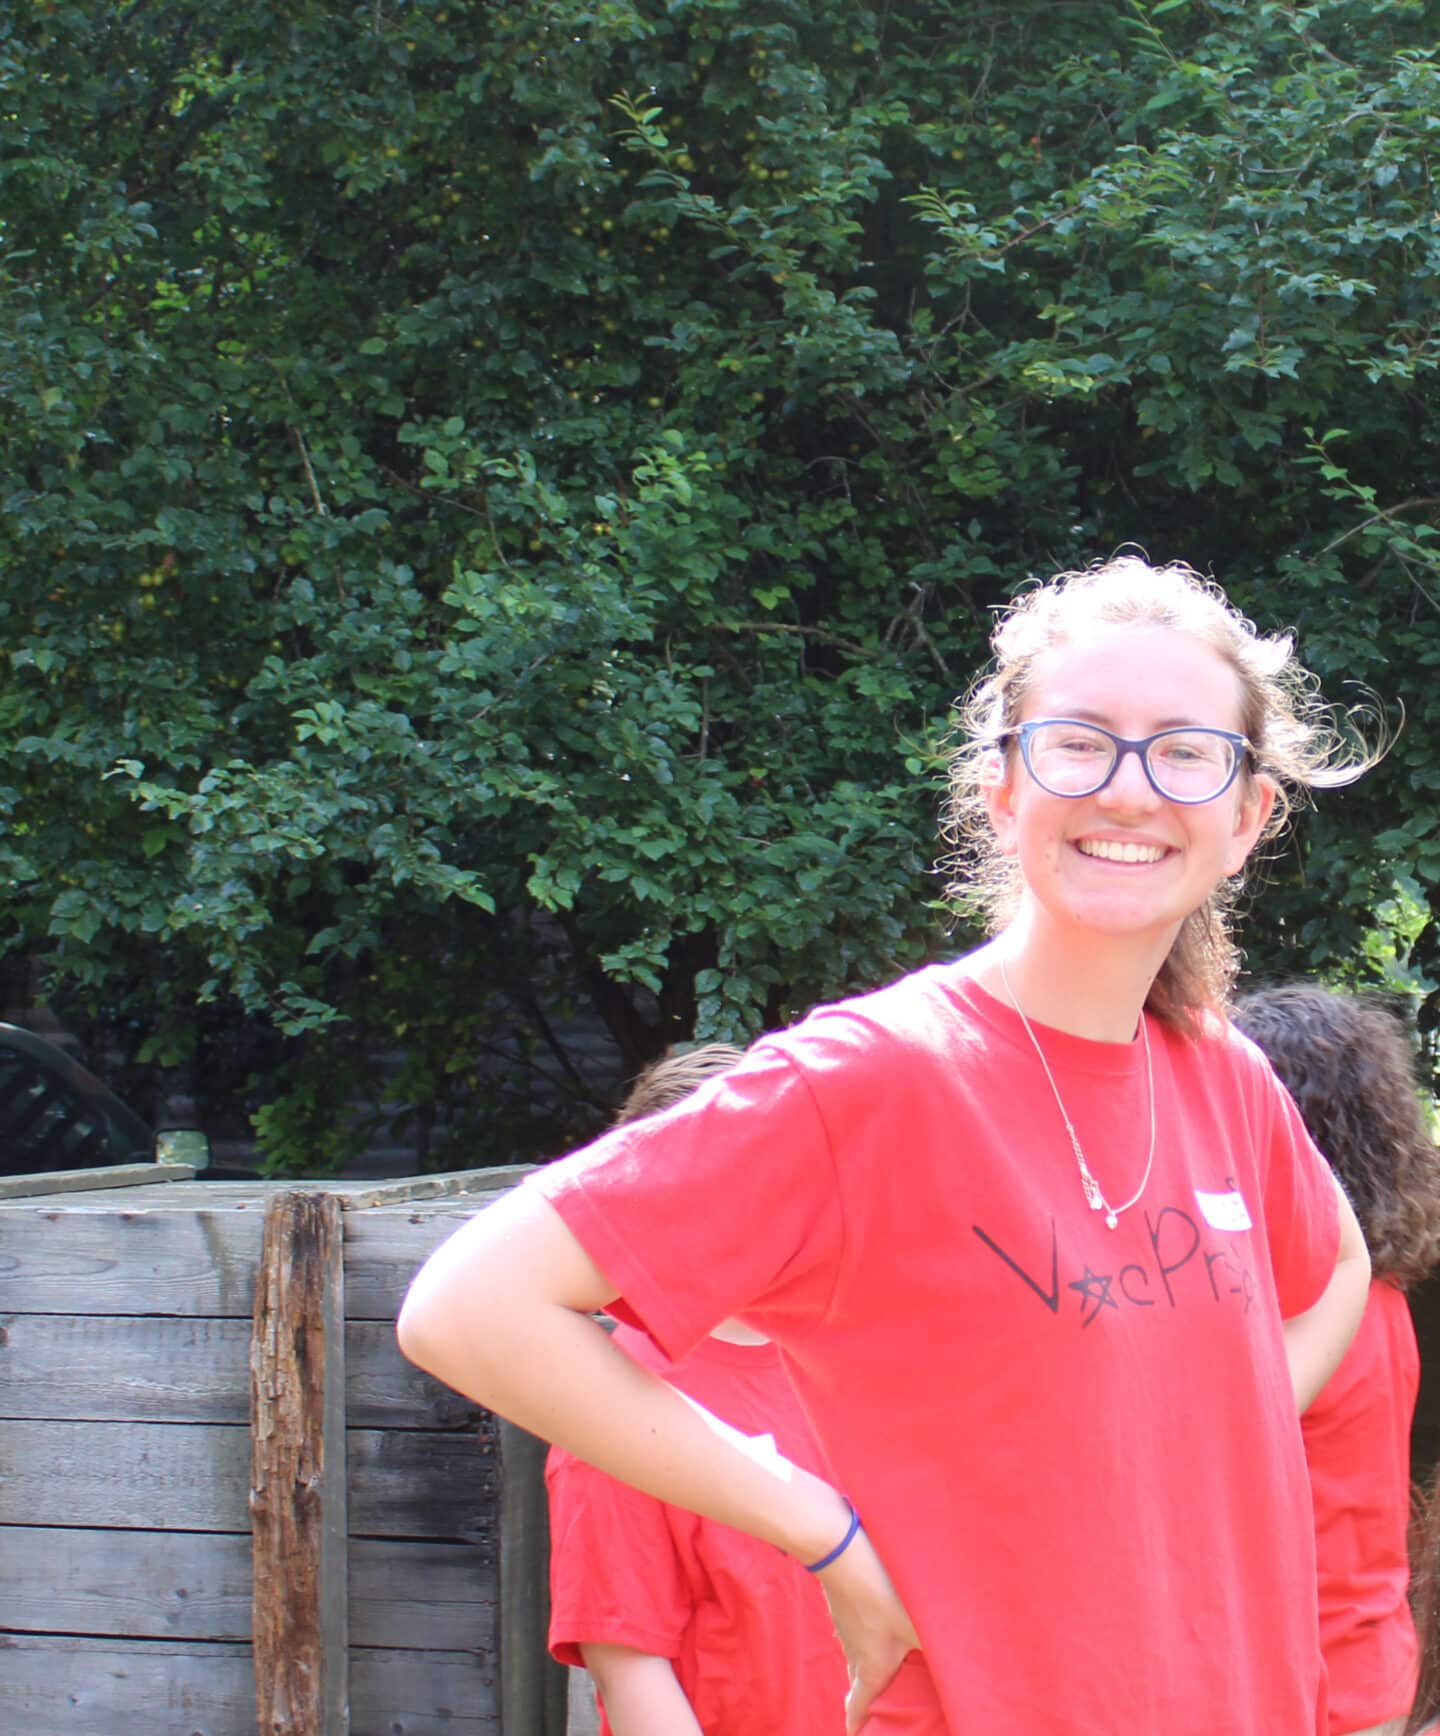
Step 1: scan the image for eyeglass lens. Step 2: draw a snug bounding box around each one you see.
[1025,722,1237,801]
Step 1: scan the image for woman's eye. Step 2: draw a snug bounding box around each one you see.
[1157,737,1221,766]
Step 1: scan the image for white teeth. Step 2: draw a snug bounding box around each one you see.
[1077,839,1167,864]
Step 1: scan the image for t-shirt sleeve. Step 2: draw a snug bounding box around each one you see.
[545,1443,692,1667]
[1256,1064,1341,1320]
[527,1038,847,1362]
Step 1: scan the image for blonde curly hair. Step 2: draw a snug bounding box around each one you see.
[944,555,1381,1034]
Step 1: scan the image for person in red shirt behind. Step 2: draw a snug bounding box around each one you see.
[545,1043,848,1736]
[1235,985,1440,1736]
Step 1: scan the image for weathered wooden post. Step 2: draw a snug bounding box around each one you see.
[250,1190,349,1736]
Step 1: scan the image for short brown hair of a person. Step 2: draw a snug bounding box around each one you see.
[613,1043,747,1126]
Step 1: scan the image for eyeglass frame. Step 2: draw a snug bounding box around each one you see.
[994,718,1255,805]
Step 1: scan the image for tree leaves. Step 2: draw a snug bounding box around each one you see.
[4,0,1440,1166]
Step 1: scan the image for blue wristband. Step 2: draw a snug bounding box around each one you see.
[804,1501,862,1573]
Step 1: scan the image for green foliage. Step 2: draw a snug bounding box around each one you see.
[4,0,1440,1166]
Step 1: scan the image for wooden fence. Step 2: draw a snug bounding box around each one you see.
[0,1163,569,1736]
[10,1156,1440,1734]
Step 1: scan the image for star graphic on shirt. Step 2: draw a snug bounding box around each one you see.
[1068,1265,1118,1327]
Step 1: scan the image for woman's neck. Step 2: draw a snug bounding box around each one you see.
[969,914,1177,1043]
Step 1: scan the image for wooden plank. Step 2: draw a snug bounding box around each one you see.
[350,1538,496,1651]
[0,1161,196,1200]
[0,1420,495,1538]
[0,1637,497,1736]
[349,1647,497,1735]
[0,1524,252,1641]
[0,1314,478,1430]
[0,1203,264,1316]
[0,1634,255,1736]
[499,1420,569,1736]
[343,1205,504,1320]
[0,1177,491,1214]
[250,1189,348,1736]
[0,1314,252,1423]
[351,1413,500,1547]
[0,1178,281,1211]
[0,1419,254,1530]
[0,1173,521,1213]
[334,1164,538,1211]
[0,1528,495,1654]
[347,1320,482,1429]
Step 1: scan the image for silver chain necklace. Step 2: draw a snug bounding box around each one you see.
[996,955,1156,1230]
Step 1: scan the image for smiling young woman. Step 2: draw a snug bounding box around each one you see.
[399,555,1382,1735]
[969,621,1276,1022]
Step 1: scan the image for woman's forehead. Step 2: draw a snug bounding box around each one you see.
[1020,623,1246,727]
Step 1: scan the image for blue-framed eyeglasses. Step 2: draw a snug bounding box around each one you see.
[996,718,1253,804]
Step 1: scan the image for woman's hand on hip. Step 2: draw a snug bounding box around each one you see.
[814,1523,921,1733]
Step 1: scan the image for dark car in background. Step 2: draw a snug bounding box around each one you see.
[0,1022,213,1178]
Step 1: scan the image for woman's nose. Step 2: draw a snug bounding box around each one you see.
[1097,745,1161,807]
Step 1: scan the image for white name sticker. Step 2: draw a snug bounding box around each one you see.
[1195,1188,1253,1232]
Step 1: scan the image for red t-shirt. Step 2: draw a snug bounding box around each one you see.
[533,964,1340,1734]
[1304,1276,1419,1734]
[546,1323,849,1736]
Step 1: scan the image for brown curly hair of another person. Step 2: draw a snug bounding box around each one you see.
[1409,1460,1440,1736]
[1232,982,1440,1290]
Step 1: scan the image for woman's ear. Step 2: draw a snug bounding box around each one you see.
[980,749,1019,857]
[1224,772,1278,876]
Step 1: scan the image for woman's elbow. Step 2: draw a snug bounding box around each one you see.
[395,1282,444,1374]
[394,1269,520,1405]
[394,1217,508,1384]
[395,1271,466,1383]
[394,1186,614,1390]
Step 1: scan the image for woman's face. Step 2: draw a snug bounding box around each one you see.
[983,624,1276,945]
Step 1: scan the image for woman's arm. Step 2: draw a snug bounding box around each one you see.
[399,1185,844,1548]
[398,1185,917,1730]
[1284,1175,1371,1412]
[578,1645,703,1736]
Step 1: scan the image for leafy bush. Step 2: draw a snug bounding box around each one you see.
[4,0,1438,1167]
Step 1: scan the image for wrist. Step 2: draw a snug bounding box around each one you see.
[781,1475,856,1568]
[804,1499,862,1572]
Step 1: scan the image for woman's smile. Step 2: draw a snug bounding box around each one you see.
[1073,836,1171,865]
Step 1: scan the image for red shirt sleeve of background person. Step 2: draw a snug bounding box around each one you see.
[546,1442,692,1670]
